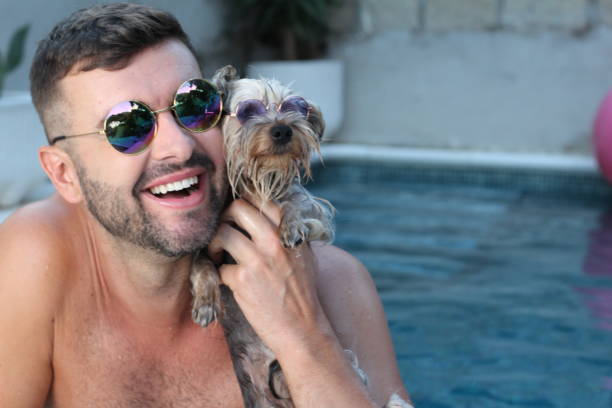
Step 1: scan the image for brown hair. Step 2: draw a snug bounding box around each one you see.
[30,2,196,139]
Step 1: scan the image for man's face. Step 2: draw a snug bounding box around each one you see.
[59,40,227,257]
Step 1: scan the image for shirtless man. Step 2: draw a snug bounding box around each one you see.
[0,3,409,407]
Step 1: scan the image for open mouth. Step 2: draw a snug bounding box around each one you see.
[149,175,200,198]
[143,173,206,209]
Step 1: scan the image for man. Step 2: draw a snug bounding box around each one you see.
[0,3,409,407]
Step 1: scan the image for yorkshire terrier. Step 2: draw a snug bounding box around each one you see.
[189,66,413,408]
[189,64,333,407]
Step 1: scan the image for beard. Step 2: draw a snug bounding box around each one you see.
[73,151,227,258]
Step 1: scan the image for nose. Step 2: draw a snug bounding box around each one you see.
[270,124,292,145]
[149,111,196,162]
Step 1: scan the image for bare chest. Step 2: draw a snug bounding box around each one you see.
[49,308,244,408]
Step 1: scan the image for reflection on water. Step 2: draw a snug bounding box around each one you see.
[583,212,612,330]
[310,163,612,408]
[582,212,612,395]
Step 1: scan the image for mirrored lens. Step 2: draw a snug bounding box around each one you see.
[236,99,267,124]
[105,101,155,154]
[279,96,310,118]
[174,79,222,132]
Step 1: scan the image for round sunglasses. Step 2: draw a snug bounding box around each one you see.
[226,96,311,125]
[49,78,223,154]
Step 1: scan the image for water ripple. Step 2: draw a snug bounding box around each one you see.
[310,164,612,408]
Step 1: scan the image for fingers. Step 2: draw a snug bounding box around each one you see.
[208,222,257,265]
[239,193,282,226]
[220,198,283,247]
[209,197,289,268]
[217,263,241,290]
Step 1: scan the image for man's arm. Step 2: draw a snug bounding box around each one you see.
[313,243,410,406]
[209,198,410,407]
[0,208,58,407]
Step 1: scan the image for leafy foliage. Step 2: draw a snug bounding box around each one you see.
[222,0,343,65]
[0,24,30,97]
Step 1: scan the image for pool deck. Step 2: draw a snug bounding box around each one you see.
[318,144,599,174]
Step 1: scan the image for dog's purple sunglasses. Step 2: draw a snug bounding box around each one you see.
[225,96,311,125]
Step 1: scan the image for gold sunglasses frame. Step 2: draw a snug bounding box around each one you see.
[49,78,223,154]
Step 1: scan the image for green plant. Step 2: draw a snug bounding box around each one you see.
[222,0,343,68]
[0,24,30,97]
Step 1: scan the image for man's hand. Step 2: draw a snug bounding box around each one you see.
[208,197,332,356]
[208,197,409,407]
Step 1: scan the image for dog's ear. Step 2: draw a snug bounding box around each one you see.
[212,65,239,96]
[307,103,326,140]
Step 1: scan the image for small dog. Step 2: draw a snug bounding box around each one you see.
[189,66,413,408]
[190,65,334,407]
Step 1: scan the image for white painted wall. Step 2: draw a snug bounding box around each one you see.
[329,28,612,155]
[320,0,612,155]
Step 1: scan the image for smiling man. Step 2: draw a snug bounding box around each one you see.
[0,3,409,407]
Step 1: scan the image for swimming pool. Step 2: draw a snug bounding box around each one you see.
[309,153,612,408]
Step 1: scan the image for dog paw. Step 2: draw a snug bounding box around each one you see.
[280,221,308,248]
[192,298,218,327]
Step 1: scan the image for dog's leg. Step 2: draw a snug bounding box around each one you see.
[190,255,221,327]
[279,184,335,248]
[220,285,295,408]
[279,203,309,248]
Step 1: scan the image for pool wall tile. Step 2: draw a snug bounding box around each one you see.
[311,161,612,201]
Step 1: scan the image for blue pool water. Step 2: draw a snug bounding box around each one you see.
[309,162,612,408]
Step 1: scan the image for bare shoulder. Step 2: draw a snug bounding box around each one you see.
[1,194,74,254]
[0,195,74,315]
[312,241,366,278]
[311,242,379,345]
[311,242,380,343]
[0,195,75,406]
[311,242,409,405]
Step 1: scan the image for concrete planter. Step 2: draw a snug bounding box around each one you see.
[247,59,345,140]
[0,91,47,208]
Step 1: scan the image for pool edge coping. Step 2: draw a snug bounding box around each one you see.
[316,144,599,174]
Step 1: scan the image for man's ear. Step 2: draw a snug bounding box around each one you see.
[38,146,83,203]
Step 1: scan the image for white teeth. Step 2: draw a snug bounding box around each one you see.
[150,176,198,195]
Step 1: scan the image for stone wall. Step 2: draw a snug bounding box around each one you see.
[328,0,612,155]
[355,0,598,32]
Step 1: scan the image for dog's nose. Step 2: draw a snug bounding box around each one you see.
[270,124,293,145]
